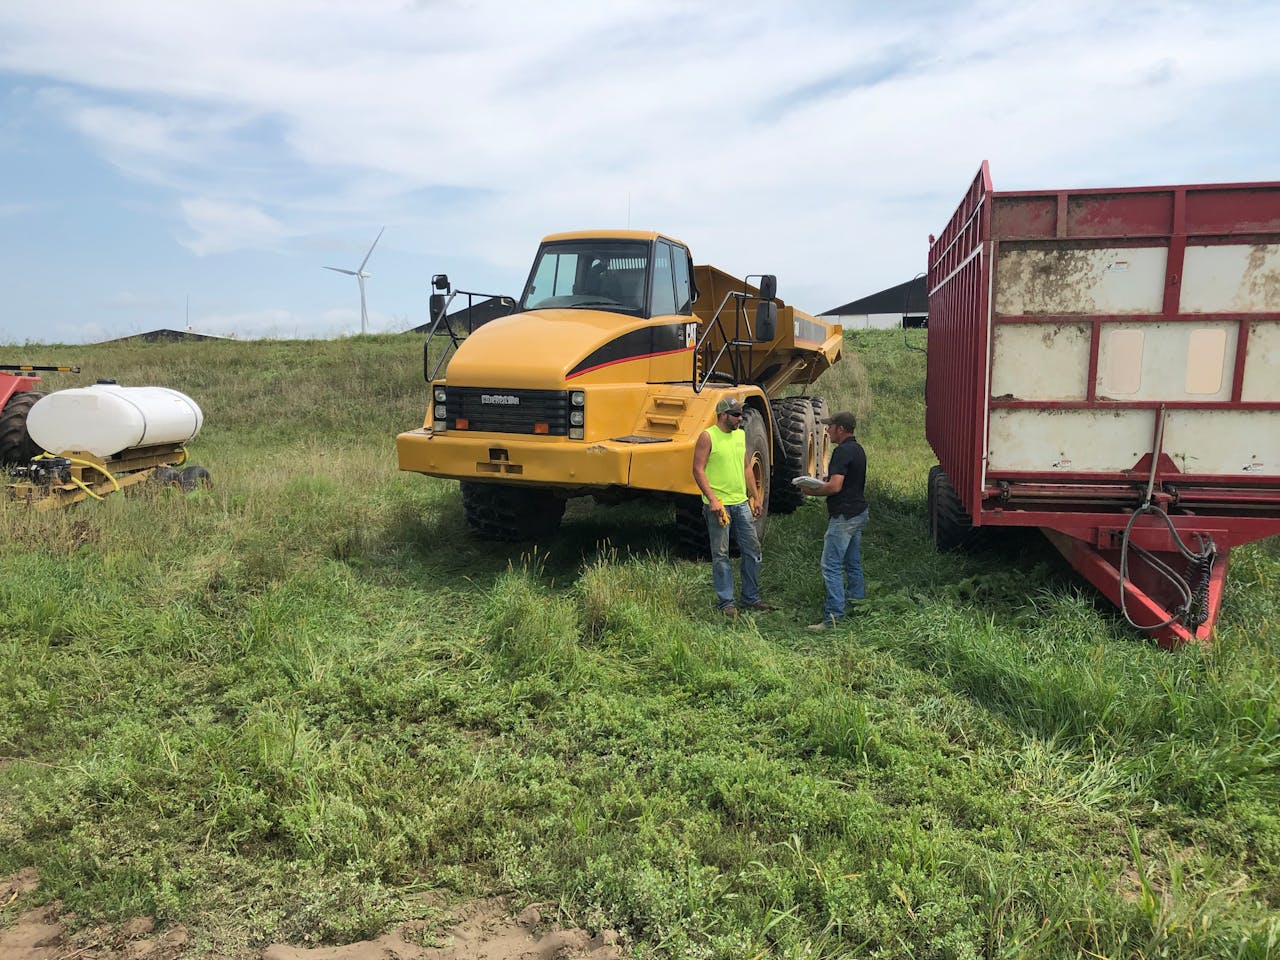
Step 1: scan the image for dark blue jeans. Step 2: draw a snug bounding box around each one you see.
[821,508,868,618]
[705,501,761,609]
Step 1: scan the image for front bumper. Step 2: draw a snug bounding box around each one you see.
[396,428,699,496]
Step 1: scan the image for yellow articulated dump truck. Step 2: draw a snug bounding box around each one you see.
[396,230,843,552]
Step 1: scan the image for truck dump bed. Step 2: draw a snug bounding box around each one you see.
[927,163,1280,645]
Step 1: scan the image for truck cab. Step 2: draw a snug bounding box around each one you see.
[523,233,694,318]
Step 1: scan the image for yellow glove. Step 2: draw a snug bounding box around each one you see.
[716,505,730,527]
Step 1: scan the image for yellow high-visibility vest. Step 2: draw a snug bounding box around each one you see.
[701,426,747,505]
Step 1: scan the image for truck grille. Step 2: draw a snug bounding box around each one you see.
[445,387,571,435]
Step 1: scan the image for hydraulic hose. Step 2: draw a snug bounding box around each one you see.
[1118,502,1217,633]
[63,455,121,493]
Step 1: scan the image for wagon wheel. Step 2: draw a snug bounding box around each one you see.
[179,465,212,492]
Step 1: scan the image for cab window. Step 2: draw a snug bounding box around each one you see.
[651,240,677,316]
[671,243,693,313]
[520,239,648,315]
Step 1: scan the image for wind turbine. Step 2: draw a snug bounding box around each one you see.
[324,226,384,334]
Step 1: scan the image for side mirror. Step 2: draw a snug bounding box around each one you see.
[432,274,451,293]
[755,302,777,341]
[429,293,448,325]
[758,274,777,301]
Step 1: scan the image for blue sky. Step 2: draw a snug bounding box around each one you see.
[1,0,1278,344]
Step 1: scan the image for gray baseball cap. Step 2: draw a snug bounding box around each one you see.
[820,411,857,431]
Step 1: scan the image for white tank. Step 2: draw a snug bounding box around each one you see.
[26,384,204,458]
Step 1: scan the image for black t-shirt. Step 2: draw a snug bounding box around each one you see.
[826,437,867,518]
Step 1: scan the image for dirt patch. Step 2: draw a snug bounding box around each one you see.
[261,899,622,960]
[0,892,190,960]
[2,871,623,960]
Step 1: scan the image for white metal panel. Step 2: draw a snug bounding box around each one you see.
[988,408,1156,472]
[1164,410,1280,477]
[1243,321,1280,401]
[1180,244,1280,313]
[990,323,1090,400]
[994,247,1168,315]
[1094,322,1238,402]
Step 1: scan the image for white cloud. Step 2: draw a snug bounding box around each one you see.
[2,0,1279,337]
[179,198,289,255]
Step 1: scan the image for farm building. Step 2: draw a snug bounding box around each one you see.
[101,329,228,344]
[821,277,928,329]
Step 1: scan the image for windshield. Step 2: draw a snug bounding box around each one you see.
[519,239,649,315]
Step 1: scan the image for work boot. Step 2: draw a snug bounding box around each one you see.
[807,615,839,632]
[721,605,738,620]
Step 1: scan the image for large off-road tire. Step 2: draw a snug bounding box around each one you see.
[0,391,44,467]
[460,481,566,543]
[768,397,816,514]
[808,396,833,470]
[741,407,770,543]
[672,494,709,559]
[928,465,976,552]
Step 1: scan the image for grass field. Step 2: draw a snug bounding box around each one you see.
[2,329,1278,958]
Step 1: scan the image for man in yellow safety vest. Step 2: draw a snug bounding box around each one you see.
[691,396,774,619]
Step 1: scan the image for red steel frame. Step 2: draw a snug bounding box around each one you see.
[1,372,42,410]
[927,162,1280,647]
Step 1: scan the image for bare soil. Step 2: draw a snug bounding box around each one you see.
[1,870,624,960]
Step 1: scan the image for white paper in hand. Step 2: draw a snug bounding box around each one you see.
[791,475,824,491]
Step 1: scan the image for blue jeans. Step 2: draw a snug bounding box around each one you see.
[705,501,762,609]
[821,509,868,618]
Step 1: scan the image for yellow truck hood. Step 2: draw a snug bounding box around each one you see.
[446,308,648,388]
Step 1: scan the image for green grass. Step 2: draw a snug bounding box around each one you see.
[1,330,1278,958]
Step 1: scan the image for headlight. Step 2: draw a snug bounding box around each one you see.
[433,386,447,403]
[569,427,584,439]
[433,405,446,419]
[570,391,585,406]
[570,410,584,426]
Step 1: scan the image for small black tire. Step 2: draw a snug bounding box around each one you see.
[460,481,566,542]
[152,466,182,488]
[179,465,212,492]
[768,397,815,515]
[0,391,44,467]
[928,465,976,552]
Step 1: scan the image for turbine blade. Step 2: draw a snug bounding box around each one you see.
[323,266,357,275]
[359,226,385,272]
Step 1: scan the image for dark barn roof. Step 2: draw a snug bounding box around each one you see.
[411,297,519,335]
[102,329,227,344]
[821,277,928,317]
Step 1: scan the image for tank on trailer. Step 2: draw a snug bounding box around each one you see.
[4,382,211,510]
[926,162,1280,647]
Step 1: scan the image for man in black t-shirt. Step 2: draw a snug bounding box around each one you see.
[800,411,868,630]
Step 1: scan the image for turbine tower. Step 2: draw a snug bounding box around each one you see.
[324,226,384,334]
